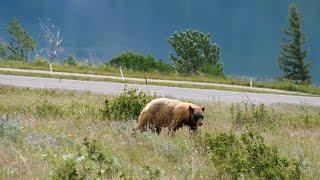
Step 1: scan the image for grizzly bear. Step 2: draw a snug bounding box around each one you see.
[133,98,205,134]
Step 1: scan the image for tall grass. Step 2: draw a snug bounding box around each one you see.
[0,86,320,179]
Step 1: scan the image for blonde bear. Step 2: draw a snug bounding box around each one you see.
[134,98,205,134]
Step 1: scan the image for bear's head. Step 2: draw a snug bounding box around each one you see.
[188,105,205,131]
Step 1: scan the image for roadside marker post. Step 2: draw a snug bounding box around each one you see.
[250,78,253,88]
[49,64,53,75]
[145,75,149,94]
[120,67,125,82]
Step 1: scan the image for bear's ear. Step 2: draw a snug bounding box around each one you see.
[189,105,194,112]
[201,106,205,112]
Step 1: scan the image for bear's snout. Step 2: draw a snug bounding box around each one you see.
[197,118,204,126]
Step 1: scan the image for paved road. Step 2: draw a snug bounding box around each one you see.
[1,74,320,106]
[0,67,302,94]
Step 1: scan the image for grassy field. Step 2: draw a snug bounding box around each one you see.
[1,60,320,95]
[1,86,320,179]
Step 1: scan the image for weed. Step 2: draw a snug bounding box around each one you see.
[299,105,313,126]
[66,101,98,120]
[0,115,22,142]
[231,102,272,126]
[35,100,64,118]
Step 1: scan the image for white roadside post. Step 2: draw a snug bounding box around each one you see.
[49,63,53,75]
[145,75,149,94]
[120,67,125,82]
[250,78,253,88]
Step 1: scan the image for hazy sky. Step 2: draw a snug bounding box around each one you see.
[0,0,319,83]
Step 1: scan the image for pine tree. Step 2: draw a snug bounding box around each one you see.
[7,17,36,61]
[0,42,7,59]
[278,4,311,84]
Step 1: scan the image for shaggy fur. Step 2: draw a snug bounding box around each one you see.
[133,98,205,134]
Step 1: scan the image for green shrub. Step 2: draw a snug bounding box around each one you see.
[101,88,155,121]
[199,130,302,179]
[53,137,161,179]
[109,52,174,73]
[82,138,121,178]
[53,138,121,179]
[53,158,79,180]
[64,54,77,67]
[32,56,49,65]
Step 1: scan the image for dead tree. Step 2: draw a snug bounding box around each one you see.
[39,17,64,62]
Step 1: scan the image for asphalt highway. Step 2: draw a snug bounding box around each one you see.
[1,74,320,106]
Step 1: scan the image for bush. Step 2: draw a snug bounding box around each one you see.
[64,54,77,66]
[53,138,161,179]
[199,130,302,179]
[32,56,49,65]
[53,158,79,180]
[108,52,174,73]
[53,138,122,179]
[101,88,155,121]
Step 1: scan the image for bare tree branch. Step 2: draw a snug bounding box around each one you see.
[39,17,64,62]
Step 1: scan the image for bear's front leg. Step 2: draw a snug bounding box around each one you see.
[168,120,182,137]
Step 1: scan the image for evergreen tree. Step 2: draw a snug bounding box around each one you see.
[278,4,311,84]
[0,42,7,59]
[7,17,36,61]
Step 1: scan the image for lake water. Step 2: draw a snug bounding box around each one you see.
[0,0,319,84]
